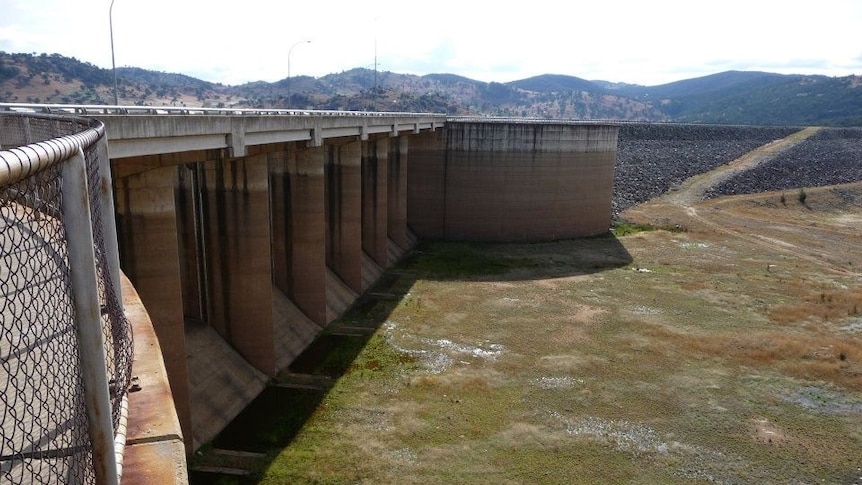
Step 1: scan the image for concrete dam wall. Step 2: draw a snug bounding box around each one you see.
[113,134,413,450]
[409,121,618,241]
[107,116,619,452]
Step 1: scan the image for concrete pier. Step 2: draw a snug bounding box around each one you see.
[326,140,363,295]
[114,165,194,448]
[361,138,390,271]
[112,131,419,450]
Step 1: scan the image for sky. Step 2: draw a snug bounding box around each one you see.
[1,0,861,87]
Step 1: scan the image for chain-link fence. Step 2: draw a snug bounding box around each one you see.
[1,112,133,484]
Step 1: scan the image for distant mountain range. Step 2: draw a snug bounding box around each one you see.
[1,51,860,126]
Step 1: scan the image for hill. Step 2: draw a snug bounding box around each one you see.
[1,51,860,125]
[509,74,606,94]
[625,71,862,126]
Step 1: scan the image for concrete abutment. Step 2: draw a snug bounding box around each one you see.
[409,121,618,241]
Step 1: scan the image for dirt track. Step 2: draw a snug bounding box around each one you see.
[623,126,862,278]
[654,127,822,207]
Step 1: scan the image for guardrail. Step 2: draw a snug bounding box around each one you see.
[1,111,132,484]
[0,102,449,119]
[446,116,623,125]
[2,103,771,129]
[1,104,626,124]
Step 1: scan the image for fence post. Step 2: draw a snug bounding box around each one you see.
[96,138,123,310]
[61,146,120,485]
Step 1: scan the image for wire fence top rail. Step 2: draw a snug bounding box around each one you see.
[1,112,105,187]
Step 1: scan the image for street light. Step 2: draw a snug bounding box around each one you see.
[287,40,311,107]
[109,0,119,106]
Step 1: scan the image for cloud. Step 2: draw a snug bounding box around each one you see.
[2,0,861,87]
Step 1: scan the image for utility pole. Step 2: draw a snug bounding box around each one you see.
[374,36,378,92]
[109,0,119,106]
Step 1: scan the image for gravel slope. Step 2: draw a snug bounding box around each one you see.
[704,127,862,199]
[613,124,801,218]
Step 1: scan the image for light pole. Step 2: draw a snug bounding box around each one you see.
[109,0,119,106]
[287,40,311,107]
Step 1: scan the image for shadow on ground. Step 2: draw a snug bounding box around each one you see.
[403,233,633,282]
[187,232,633,484]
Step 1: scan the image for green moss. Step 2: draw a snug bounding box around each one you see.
[611,220,657,237]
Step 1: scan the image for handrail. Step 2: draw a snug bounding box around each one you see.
[0,102,449,119]
[0,112,104,186]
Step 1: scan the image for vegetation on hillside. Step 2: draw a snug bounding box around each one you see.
[1,51,860,125]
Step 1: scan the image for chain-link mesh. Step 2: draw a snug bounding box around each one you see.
[1,112,133,484]
[83,140,134,431]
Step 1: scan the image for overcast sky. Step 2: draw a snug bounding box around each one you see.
[2,0,861,87]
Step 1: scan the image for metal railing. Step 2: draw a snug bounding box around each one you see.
[1,112,132,484]
[0,102,449,119]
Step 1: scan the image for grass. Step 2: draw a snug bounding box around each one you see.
[610,220,655,237]
[192,185,862,485]
[647,325,862,389]
[405,241,537,278]
[769,286,862,324]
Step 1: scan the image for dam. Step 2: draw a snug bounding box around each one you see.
[0,105,618,483]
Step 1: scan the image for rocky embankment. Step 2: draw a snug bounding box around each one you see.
[704,127,862,199]
[613,123,801,218]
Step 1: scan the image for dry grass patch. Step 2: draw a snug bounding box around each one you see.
[409,367,507,390]
[643,323,862,389]
[769,285,862,324]
[537,354,608,373]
